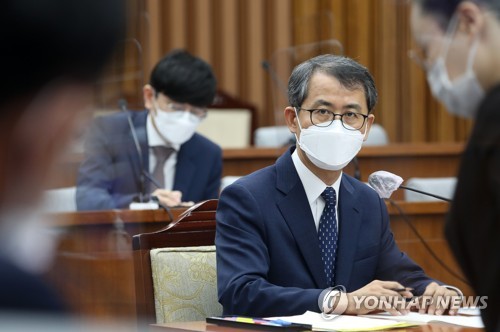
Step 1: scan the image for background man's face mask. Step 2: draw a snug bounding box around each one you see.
[152,101,201,145]
[294,108,365,171]
[426,16,484,119]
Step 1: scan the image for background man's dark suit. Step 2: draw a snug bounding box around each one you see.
[76,110,222,210]
[216,147,439,317]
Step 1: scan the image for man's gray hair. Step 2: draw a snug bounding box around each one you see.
[287,54,378,112]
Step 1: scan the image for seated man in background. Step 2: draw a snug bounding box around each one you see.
[216,54,461,317]
[77,50,222,210]
[0,0,123,318]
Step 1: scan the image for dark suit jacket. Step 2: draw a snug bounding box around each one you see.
[76,110,222,210]
[445,84,500,332]
[0,256,67,313]
[216,147,438,317]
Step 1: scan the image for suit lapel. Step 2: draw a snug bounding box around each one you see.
[334,175,362,288]
[173,143,195,196]
[276,148,327,288]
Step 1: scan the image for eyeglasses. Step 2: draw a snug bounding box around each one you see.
[166,102,207,119]
[297,107,369,130]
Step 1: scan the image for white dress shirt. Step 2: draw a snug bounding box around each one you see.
[291,150,342,231]
[146,114,179,191]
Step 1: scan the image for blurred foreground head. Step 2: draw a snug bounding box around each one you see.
[0,0,125,210]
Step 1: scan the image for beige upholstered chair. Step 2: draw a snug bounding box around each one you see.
[254,126,294,147]
[150,245,221,323]
[363,124,389,146]
[197,90,257,148]
[133,199,220,328]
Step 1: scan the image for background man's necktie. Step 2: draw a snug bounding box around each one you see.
[151,146,175,191]
[318,187,338,287]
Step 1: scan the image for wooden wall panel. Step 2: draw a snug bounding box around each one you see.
[190,0,213,62]
[134,0,296,128]
[310,0,473,143]
[111,0,473,143]
[241,0,267,124]
[374,0,400,142]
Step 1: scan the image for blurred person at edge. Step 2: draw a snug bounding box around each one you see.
[0,0,124,321]
[410,0,500,331]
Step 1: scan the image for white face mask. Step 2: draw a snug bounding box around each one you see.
[295,108,365,171]
[426,18,484,119]
[152,102,201,145]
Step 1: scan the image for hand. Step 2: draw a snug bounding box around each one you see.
[420,323,463,332]
[151,189,182,207]
[345,280,413,316]
[177,201,195,207]
[415,282,461,316]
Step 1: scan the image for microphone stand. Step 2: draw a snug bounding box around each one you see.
[261,60,288,98]
[352,157,361,181]
[143,170,175,222]
[119,98,148,203]
[399,185,452,202]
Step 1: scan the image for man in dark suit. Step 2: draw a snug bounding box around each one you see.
[216,54,461,317]
[0,0,124,319]
[77,50,222,210]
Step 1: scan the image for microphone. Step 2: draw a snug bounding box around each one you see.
[261,60,288,99]
[119,99,157,209]
[367,170,452,202]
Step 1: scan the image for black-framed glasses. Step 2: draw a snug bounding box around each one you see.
[296,107,368,130]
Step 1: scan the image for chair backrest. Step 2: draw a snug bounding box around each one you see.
[254,126,294,148]
[364,123,389,146]
[40,186,77,212]
[220,175,241,192]
[197,90,257,148]
[132,199,220,327]
[404,177,457,202]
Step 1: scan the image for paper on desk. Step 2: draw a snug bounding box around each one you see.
[269,311,416,331]
[458,307,481,316]
[361,312,484,328]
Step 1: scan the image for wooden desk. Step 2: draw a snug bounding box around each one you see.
[223,143,463,200]
[223,142,463,178]
[149,321,482,332]
[43,201,471,324]
[48,143,464,191]
[44,208,187,322]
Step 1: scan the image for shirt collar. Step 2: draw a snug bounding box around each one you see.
[146,112,180,150]
[291,149,342,204]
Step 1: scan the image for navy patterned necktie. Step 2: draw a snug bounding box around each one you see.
[318,187,338,287]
